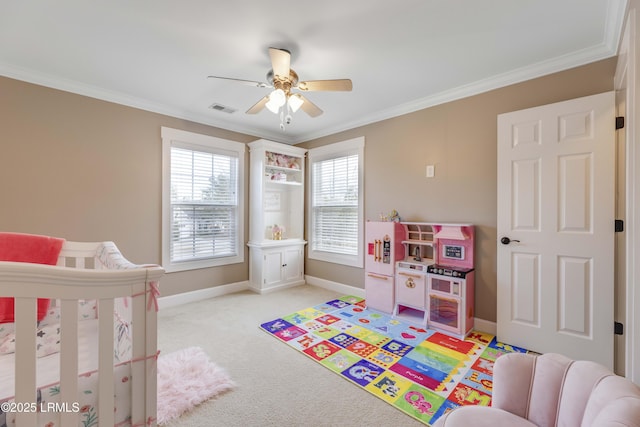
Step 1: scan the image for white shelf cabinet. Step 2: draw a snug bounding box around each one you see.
[248,139,307,293]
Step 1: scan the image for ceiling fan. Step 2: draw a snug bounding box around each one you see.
[208,47,352,130]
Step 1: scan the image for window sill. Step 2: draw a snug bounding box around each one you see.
[163,254,244,273]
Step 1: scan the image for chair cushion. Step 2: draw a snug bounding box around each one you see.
[433,405,538,427]
[589,396,640,427]
[584,374,640,416]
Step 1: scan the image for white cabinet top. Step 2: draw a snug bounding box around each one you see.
[248,139,307,157]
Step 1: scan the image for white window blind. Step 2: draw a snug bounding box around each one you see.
[161,127,245,272]
[312,154,359,255]
[308,137,364,267]
[170,146,238,262]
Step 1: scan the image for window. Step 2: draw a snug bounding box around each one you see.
[308,137,364,267]
[161,127,245,271]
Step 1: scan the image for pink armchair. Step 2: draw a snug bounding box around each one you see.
[434,352,640,427]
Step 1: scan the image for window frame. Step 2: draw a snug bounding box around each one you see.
[161,127,245,272]
[307,136,364,268]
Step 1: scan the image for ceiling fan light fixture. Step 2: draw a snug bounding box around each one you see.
[288,93,304,113]
[209,47,351,128]
[266,88,286,113]
[265,98,280,114]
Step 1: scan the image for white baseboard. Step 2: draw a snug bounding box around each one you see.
[304,275,365,298]
[248,279,306,295]
[474,318,497,335]
[158,280,249,310]
[157,277,361,310]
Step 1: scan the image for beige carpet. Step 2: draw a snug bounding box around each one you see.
[157,285,426,427]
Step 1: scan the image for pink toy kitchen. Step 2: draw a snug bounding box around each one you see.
[365,220,475,339]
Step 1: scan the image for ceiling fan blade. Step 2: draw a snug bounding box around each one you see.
[269,47,291,79]
[246,96,269,114]
[298,95,323,117]
[208,75,269,88]
[297,79,352,92]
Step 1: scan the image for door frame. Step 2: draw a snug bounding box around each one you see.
[616,3,640,385]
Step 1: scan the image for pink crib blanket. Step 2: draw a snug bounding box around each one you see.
[0,232,65,323]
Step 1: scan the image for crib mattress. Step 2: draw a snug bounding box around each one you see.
[0,319,100,400]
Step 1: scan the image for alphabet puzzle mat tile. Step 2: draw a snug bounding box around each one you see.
[260,295,534,426]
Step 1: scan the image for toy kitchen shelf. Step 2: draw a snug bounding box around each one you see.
[401,222,436,264]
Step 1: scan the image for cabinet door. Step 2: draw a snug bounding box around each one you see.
[263,251,284,287]
[429,294,461,332]
[365,273,394,314]
[282,247,302,282]
[395,272,427,308]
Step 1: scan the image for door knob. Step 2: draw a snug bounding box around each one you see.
[500,237,520,245]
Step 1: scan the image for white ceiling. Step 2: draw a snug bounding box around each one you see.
[0,0,628,144]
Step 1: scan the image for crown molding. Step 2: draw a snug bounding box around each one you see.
[0,1,626,147]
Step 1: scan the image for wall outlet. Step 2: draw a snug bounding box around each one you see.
[426,164,435,178]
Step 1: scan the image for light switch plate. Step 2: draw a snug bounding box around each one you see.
[426,164,435,178]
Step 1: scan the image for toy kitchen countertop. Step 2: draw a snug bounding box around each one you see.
[426,264,474,278]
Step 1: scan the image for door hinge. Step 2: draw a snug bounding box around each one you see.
[616,116,625,130]
[615,321,624,335]
[615,219,624,233]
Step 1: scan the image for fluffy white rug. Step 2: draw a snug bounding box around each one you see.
[157,346,236,425]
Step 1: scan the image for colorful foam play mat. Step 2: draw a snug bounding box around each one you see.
[259,295,535,426]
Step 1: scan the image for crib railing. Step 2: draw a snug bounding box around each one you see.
[0,241,163,426]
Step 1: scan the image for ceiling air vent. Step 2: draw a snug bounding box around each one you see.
[208,103,237,114]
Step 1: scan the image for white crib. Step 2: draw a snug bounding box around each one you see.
[0,240,164,426]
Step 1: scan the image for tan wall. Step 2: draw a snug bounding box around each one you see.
[0,57,616,318]
[0,77,255,296]
[299,57,617,322]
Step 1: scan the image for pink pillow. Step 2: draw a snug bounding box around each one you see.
[0,298,51,324]
[0,233,65,323]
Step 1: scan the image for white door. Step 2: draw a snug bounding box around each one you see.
[497,91,615,369]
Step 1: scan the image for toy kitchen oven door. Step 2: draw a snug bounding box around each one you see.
[426,224,475,339]
[364,221,405,314]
